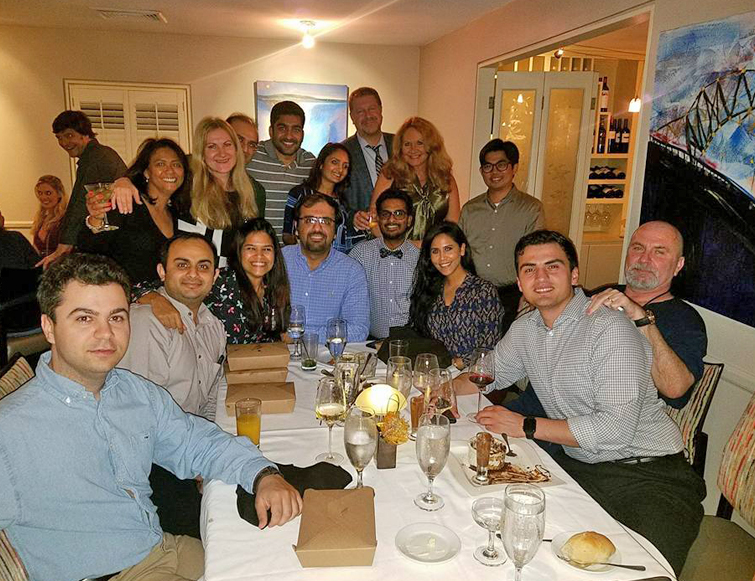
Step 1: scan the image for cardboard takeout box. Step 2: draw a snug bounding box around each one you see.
[294,488,377,567]
[224,365,288,385]
[226,342,290,371]
[225,382,296,415]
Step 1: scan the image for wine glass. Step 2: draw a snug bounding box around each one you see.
[343,408,378,488]
[386,356,412,399]
[427,368,455,415]
[289,304,305,361]
[315,377,346,464]
[413,353,439,400]
[414,412,450,511]
[472,497,507,566]
[85,183,119,231]
[467,349,495,422]
[501,484,546,581]
[326,318,348,362]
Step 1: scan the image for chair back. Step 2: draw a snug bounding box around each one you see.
[667,362,724,468]
[0,353,34,400]
[717,388,755,529]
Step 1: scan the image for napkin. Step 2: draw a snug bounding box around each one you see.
[377,325,452,367]
[236,462,353,527]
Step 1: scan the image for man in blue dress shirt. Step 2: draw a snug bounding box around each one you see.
[0,253,301,581]
[282,194,370,343]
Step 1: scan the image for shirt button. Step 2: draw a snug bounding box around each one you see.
[489,245,493,249]
[492,228,496,232]
[65,397,71,404]
[487,264,491,267]
[389,299,393,302]
[198,355,201,359]
[548,330,554,337]
[305,292,308,296]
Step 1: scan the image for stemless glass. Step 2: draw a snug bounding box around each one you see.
[501,484,546,581]
[289,304,306,360]
[343,408,378,488]
[386,356,413,399]
[314,377,346,464]
[472,497,507,566]
[467,349,496,421]
[326,318,348,362]
[414,412,451,511]
[85,183,119,231]
[413,353,439,399]
[427,368,455,415]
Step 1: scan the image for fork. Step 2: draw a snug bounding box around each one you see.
[556,553,646,571]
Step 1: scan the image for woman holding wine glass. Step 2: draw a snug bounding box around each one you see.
[409,222,504,368]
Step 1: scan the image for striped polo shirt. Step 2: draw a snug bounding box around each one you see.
[246,140,316,236]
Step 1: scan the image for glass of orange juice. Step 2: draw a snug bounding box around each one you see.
[235,398,262,446]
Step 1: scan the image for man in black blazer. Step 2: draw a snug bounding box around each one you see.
[342,87,394,218]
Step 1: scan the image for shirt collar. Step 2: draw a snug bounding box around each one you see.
[485,184,520,209]
[528,287,589,329]
[356,133,387,152]
[294,244,334,272]
[157,286,211,328]
[35,351,120,404]
[76,139,99,164]
[259,139,308,168]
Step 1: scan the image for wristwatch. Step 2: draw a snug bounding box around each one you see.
[634,309,657,328]
[252,466,282,494]
[523,416,537,440]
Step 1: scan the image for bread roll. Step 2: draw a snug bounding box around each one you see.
[561,531,616,565]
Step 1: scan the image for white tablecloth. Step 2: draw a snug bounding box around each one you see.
[201,344,676,580]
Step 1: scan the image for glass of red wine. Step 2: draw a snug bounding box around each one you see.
[467,349,495,422]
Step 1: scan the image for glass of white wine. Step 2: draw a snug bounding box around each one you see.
[315,377,346,464]
[343,408,378,488]
[414,412,450,511]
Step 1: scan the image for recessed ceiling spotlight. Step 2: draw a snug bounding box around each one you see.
[300,20,316,49]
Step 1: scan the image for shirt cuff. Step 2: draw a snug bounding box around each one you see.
[566,415,600,455]
[252,465,282,494]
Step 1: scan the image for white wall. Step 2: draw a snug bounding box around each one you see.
[0,25,419,226]
[419,0,755,534]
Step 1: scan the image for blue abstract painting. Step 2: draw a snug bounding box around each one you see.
[255,81,348,157]
[642,10,755,327]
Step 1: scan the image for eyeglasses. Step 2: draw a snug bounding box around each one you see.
[481,161,511,173]
[299,216,335,226]
[378,209,408,220]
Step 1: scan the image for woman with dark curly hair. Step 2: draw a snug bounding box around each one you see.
[409,221,504,367]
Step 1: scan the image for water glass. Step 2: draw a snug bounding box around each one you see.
[289,304,306,360]
[414,412,450,511]
[389,339,408,358]
[413,352,439,399]
[501,484,545,581]
[326,317,348,361]
[343,408,378,488]
[301,332,319,371]
[472,497,506,566]
[386,356,412,399]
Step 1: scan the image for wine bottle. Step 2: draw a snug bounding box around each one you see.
[600,77,610,112]
[621,119,631,153]
[597,120,606,154]
[608,120,616,153]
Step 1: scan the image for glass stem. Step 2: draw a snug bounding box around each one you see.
[514,566,523,581]
[476,391,482,413]
[327,423,334,458]
[426,476,435,500]
[486,529,496,556]
[356,469,363,488]
[293,339,301,358]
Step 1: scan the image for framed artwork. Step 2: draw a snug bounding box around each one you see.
[641,10,755,327]
[254,80,348,157]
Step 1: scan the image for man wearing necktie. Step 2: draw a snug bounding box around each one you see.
[350,189,420,338]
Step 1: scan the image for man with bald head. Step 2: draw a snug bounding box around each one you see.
[587,220,707,408]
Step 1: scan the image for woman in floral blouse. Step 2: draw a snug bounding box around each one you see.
[208,218,291,343]
[408,221,504,367]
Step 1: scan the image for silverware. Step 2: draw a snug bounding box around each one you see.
[501,433,517,457]
[320,369,333,377]
[556,553,646,571]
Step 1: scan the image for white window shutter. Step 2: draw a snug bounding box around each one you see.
[68,87,131,164]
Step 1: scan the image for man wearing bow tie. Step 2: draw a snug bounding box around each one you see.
[350,189,420,338]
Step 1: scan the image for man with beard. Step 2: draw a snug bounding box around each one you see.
[282,193,369,343]
[226,112,266,218]
[350,189,419,338]
[246,101,316,236]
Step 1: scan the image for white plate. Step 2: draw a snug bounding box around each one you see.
[448,440,565,496]
[395,523,461,564]
[551,531,622,574]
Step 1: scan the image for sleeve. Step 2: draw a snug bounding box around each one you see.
[656,303,707,383]
[566,319,650,455]
[283,185,304,235]
[0,442,19,529]
[342,261,370,342]
[131,277,163,301]
[490,326,527,391]
[252,178,266,219]
[149,382,274,493]
[527,200,545,234]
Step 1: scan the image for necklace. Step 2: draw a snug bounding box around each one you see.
[641,289,671,308]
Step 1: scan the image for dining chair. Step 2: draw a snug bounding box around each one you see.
[666,362,724,478]
[0,267,48,368]
[679,387,755,581]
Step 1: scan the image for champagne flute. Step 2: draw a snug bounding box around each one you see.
[289,304,305,361]
[386,356,412,399]
[472,497,507,566]
[343,408,377,488]
[467,349,495,422]
[315,377,345,464]
[501,484,545,581]
[326,318,348,362]
[85,183,119,231]
[427,368,455,415]
[413,353,439,400]
[414,412,450,511]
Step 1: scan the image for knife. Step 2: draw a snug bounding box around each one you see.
[616,577,671,581]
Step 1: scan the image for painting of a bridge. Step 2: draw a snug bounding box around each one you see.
[642,10,755,327]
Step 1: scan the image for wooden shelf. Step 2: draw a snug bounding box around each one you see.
[591,153,629,159]
[588,179,626,185]
[586,198,624,204]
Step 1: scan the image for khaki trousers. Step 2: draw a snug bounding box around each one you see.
[111,534,204,581]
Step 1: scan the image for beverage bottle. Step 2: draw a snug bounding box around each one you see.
[608,120,616,153]
[597,120,606,154]
[600,77,610,112]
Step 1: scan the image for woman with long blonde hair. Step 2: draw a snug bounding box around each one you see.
[355,116,460,242]
[31,175,68,258]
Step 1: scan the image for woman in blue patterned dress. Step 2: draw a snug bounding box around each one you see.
[408,221,504,367]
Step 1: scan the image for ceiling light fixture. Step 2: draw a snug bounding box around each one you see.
[300,20,316,49]
[553,48,564,59]
[629,96,642,112]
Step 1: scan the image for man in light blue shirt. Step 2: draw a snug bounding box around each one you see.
[283,193,370,343]
[0,254,301,581]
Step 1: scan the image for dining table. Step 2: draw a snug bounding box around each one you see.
[200,343,677,581]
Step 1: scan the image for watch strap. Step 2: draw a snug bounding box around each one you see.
[523,416,537,440]
[634,309,656,328]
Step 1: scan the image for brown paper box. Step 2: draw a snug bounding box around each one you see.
[224,364,288,385]
[294,488,376,567]
[226,342,290,371]
[225,382,296,415]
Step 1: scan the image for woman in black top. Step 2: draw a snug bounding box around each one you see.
[79,137,187,285]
